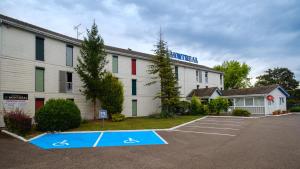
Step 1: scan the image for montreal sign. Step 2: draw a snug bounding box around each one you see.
[170,51,198,64]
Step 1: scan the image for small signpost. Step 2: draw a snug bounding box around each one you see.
[99,109,108,129]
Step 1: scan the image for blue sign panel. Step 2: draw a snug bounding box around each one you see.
[97,131,167,147]
[170,51,198,64]
[99,109,108,119]
[30,132,101,149]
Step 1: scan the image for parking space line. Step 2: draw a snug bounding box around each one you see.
[195,122,241,126]
[152,131,168,144]
[93,132,104,147]
[201,120,243,124]
[171,129,236,137]
[184,125,240,130]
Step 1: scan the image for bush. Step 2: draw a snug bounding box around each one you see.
[232,109,251,117]
[174,101,191,115]
[208,97,229,115]
[35,99,81,131]
[3,109,32,136]
[98,73,124,118]
[290,106,300,112]
[111,113,125,122]
[190,96,208,115]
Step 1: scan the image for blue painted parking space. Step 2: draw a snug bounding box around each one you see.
[29,130,167,149]
[97,131,167,147]
[29,132,101,149]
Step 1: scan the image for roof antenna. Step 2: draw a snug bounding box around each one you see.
[73,24,83,39]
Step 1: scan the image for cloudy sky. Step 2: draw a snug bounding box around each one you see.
[1,0,300,83]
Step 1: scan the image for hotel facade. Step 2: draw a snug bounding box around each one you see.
[0,14,224,126]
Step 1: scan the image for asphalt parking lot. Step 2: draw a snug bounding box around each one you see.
[1,114,300,169]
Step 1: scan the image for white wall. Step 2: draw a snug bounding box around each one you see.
[265,88,287,115]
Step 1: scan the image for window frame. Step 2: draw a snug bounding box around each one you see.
[131,58,136,75]
[35,36,44,61]
[112,55,118,73]
[132,79,137,96]
[35,67,45,92]
[66,44,73,67]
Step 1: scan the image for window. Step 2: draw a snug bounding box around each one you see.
[235,98,244,106]
[175,66,178,80]
[59,71,72,93]
[67,98,74,102]
[220,74,223,85]
[35,98,44,112]
[245,97,254,106]
[280,97,285,105]
[196,70,202,83]
[205,71,208,83]
[35,37,44,61]
[131,58,136,75]
[254,97,264,106]
[132,79,137,95]
[35,67,44,92]
[132,100,137,116]
[112,55,118,73]
[66,45,73,66]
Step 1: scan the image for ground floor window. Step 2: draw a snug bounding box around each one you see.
[132,100,137,116]
[35,98,44,112]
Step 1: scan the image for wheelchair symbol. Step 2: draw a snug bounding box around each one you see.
[52,140,69,146]
[123,138,140,144]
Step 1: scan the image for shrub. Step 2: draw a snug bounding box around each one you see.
[98,73,124,118]
[190,96,208,115]
[111,113,125,122]
[3,109,32,136]
[290,106,300,112]
[232,109,251,117]
[35,99,81,131]
[208,97,229,115]
[174,101,191,115]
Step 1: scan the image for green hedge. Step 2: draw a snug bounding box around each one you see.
[35,99,81,131]
[232,109,251,117]
[3,109,32,136]
[111,114,126,122]
[290,106,300,112]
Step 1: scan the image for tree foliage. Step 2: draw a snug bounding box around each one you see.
[75,22,107,119]
[98,73,124,117]
[190,96,209,115]
[214,60,251,89]
[255,67,299,90]
[147,32,180,117]
[208,97,229,115]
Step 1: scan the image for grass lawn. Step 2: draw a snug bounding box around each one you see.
[25,115,201,139]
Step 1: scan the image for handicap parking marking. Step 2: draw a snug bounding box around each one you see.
[97,130,167,147]
[29,132,101,149]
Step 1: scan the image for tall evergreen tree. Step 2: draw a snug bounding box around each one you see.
[75,22,107,120]
[147,32,180,117]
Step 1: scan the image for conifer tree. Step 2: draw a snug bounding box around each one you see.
[147,31,180,117]
[75,22,107,120]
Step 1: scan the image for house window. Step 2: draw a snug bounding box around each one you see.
[205,71,208,83]
[175,66,178,80]
[59,71,72,93]
[220,74,223,85]
[235,98,244,106]
[66,45,73,66]
[196,70,198,82]
[254,97,264,106]
[112,55,118,73]
[131,58,136,75]
[132,79,137,95]
[196,70,202,83]
[245,97,254,106]
[35,37,44,61]
[35,67,44,92]
[279,97,285,105]
[132,100,137,116]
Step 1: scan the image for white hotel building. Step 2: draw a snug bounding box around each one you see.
[0,14,224,125]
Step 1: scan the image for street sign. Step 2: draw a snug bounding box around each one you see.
[99,109,108,119]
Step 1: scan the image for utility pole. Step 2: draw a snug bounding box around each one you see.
[73,24,82,39]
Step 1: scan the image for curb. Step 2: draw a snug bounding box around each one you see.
[1,130,28,142]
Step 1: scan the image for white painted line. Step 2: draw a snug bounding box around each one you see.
[169,116,207,130]
[93,132,104,147]
[1,130,28,142]
[184,125,240,130]
[57,131,101,134]
[27,133,47,142]
[152,131,168,144]
[208,115,261,119]
[194,122,241,126]
[171,129,236,137]
[200,120,243,124]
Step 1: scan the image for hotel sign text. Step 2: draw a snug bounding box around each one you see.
[170,51,198,64]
